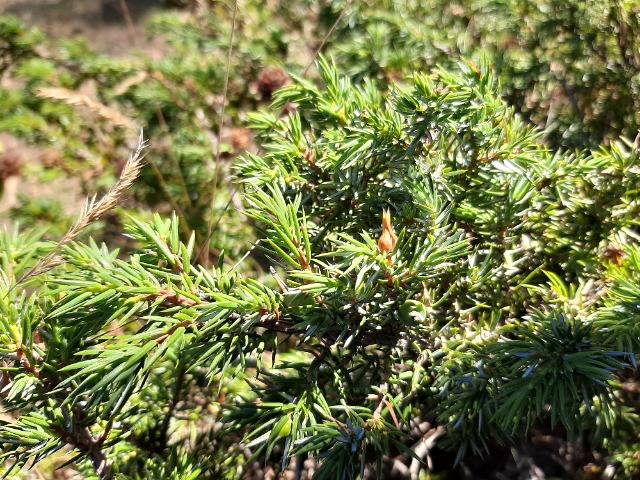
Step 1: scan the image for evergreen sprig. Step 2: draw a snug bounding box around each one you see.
[1,58,640,478]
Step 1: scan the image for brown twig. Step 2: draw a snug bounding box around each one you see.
[143,288,199,308]
[15,344,39,377]
[409,426,445,479]
[55,408,113,480]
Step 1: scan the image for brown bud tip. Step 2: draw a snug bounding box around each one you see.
[378,209,398,254]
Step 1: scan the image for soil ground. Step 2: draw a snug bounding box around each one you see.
[1,0,164,54]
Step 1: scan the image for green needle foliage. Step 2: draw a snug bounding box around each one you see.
[2,57,640,479]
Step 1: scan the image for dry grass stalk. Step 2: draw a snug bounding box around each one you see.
[203,0,238,267]
[197,0,355,263]
[36,86,136,129]
[17,132,147,285]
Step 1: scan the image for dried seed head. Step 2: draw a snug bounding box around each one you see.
[378,209,398,255]
[257,67,289,101]
[0,150,23,181]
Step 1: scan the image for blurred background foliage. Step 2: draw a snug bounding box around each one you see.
[334,0,640,149]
